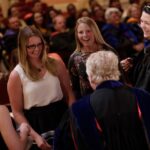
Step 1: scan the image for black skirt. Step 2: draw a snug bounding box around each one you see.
[24,100,68,134]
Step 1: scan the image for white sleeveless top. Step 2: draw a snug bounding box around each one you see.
[14,64,63,110]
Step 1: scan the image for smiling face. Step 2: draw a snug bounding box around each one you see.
[140,11,150,39]
[77,23,95,49]
[26,36,43,59]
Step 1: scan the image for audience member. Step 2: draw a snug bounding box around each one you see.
[78,8,91,18]
[102,7,144,60]
[45,6,60,32]
[108,0,124,13]
[66,3,77,29]
[88,0,99,12]
[91,3,106,30]
[125,3,143,43]
[2,16,21,71]
[7,2,27,28]
[7,26,74,149]
[3,16,21,54]
[125,3,142,23]
[31,0,48,22]
[68,17,115,99]
[50,14,76,65]
[32,12,50,43]
[32,0,43,14]
[54,50,150,150]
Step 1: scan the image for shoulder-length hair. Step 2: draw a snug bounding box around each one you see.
[18,26,57,81]
[75,17,112,51]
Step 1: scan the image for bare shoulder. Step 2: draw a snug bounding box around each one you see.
[8,70,20,81]
[48,53,65,67]
[7,70,21,87]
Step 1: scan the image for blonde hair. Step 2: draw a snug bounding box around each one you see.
[18,26,57,81]
[75,17,112,51]
[86,50,120,85]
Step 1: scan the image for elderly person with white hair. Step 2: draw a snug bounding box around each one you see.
[86,49,120,89]
[54,50,150,150]
[102,7,144,60]
[102,7,145,84]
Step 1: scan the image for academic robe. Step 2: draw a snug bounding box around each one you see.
[54,80,150,150]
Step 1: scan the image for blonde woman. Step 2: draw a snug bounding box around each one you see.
[7,26,74,149]
[68,16,115,99]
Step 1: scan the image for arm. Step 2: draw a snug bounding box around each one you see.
[7,70,51,149]
[0,105,29,150]
[7,70,28,125]
[68,54,81,99]
[48,53,75,106]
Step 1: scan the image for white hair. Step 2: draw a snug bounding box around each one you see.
[105,7,121,20]
[86,50,120,86]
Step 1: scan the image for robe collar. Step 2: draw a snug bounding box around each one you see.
[96,80,123,90]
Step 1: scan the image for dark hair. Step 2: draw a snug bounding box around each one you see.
[143,5,150,14]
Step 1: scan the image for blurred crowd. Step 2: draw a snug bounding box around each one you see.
[0,0,149,73]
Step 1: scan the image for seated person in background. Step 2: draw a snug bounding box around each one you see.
[108,0,124,13]
[102,7,144,84]
[91,3,106,30]
[32,12,51,43]
[66,3,77,30]
[3,16,21,54]
[2,16,21,71]
[0,105,30,149]
[50,14,76,66]
[125,3,142,23]
[54,50,150,150]
[102,7,144,60]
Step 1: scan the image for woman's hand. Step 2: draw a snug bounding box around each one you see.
[34,134,51,150]
[19,122,30,137]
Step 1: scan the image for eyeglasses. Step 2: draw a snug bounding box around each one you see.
[26,42,43,50]
[143,5,150,14]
